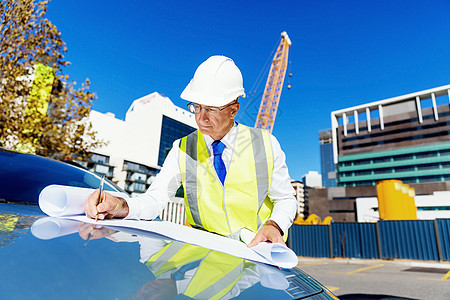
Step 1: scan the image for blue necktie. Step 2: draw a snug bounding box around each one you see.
[212,140,226,185]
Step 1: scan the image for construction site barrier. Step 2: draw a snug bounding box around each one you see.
[289,219,450,261]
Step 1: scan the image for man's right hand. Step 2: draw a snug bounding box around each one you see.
[78,223,117,240]
[84,190,129,220]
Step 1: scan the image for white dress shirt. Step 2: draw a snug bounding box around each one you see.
[125,123,297,234]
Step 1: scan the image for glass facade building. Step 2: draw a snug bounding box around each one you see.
[158,115,196,166]
[319,129,337,188]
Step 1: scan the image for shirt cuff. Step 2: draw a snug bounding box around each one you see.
[124,195,163,220]
[124,197,140,220]
[269,215,292,236]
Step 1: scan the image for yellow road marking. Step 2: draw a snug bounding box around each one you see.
[329,271,366,276]
[417,277,450,282]
[297,262,329,267]
[346,264,384,274]
[441,270,450,281]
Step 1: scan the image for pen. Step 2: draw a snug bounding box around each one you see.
[94,175,105,222]
[83,232,93,248]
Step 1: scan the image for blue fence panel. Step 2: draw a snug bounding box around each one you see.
[290,225,330,258]
[436,219,450,261]
[331,223,379,259]
[378,220,439,261]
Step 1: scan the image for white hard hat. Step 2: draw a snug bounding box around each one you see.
[180,55,245,107]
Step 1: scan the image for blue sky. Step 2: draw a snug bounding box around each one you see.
[46,0,450,181]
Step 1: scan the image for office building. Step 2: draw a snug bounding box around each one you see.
[84,92,197,195]
[291,181,305,219]
[302,171,322,188]
[331,84,450,187]
[302,84,450,222]
[319,129,336,188]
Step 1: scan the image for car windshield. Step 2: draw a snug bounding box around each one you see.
[0,149,122,204]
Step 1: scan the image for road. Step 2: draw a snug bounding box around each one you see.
[297,257,450,299]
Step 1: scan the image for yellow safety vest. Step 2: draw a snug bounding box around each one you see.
[179,124,275,238]
[146,242,245,300]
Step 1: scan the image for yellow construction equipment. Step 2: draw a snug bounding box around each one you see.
[254,31,291,133]
[294,214,333,225]
[321,216,333,225]
[377,180,417,220]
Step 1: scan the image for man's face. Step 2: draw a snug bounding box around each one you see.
[194,101,240,140]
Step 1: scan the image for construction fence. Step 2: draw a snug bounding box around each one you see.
[289,219,450,261]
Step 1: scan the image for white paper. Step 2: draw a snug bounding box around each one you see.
[38,185,298,268]
[39,184,129,217]
[63,215,298,268]
[31,217,80,240]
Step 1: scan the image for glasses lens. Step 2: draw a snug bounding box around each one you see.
[207,107,220,116]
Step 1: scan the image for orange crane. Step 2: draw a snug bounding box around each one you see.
[254,31,292,133]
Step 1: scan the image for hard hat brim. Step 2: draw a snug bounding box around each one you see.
[180,81,245,107]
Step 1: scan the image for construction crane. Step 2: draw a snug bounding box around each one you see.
[254,31,292,133]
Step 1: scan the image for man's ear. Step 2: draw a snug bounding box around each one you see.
[230,102,240,118]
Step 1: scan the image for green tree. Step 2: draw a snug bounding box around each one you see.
[0,0,105,160]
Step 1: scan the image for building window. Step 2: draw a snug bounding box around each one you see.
[91,153,110,164]
[396,166,415,173]
[416,163,438,171]
[393,154,413,161]
[353,159,371,166]
[415,152,437,159]
[373,157,391,163]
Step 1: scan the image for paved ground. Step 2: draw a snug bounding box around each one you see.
[296,257,450,300]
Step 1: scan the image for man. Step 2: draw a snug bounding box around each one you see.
[85,55,297,246]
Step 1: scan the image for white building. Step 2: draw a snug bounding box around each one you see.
[356,191,450,222]
[302,171,322,188]
[291,180,305,219]
[86,92,197,195]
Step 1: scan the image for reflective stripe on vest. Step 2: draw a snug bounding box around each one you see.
[179,124,274,237]
[184,251,244,300]
[145,242,244,300]
[145,241,209,277]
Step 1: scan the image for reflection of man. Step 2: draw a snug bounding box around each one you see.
[85,55,297,246]
[79,225,288,300]
[138,241,249,300]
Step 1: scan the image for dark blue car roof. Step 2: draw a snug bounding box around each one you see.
[0,148,122,205]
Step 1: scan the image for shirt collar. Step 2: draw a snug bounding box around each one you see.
[204,122,239,150]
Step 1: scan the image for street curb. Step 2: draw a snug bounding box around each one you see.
[297,256,450,269]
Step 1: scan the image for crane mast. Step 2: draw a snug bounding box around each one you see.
[254,31,291,133]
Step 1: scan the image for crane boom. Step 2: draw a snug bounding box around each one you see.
[254,31,291,133]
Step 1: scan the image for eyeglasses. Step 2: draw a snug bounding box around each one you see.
[187,101,237,116]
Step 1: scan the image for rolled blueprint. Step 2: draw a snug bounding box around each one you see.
[39,185,129,217]
[250,242,298,269]
[31,217,80,240]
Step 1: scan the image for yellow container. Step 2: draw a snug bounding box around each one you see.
[376,180,417,220]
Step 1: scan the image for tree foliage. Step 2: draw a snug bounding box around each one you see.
[0,0,105,160]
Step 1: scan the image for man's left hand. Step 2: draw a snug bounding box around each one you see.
[247,220,285,247]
